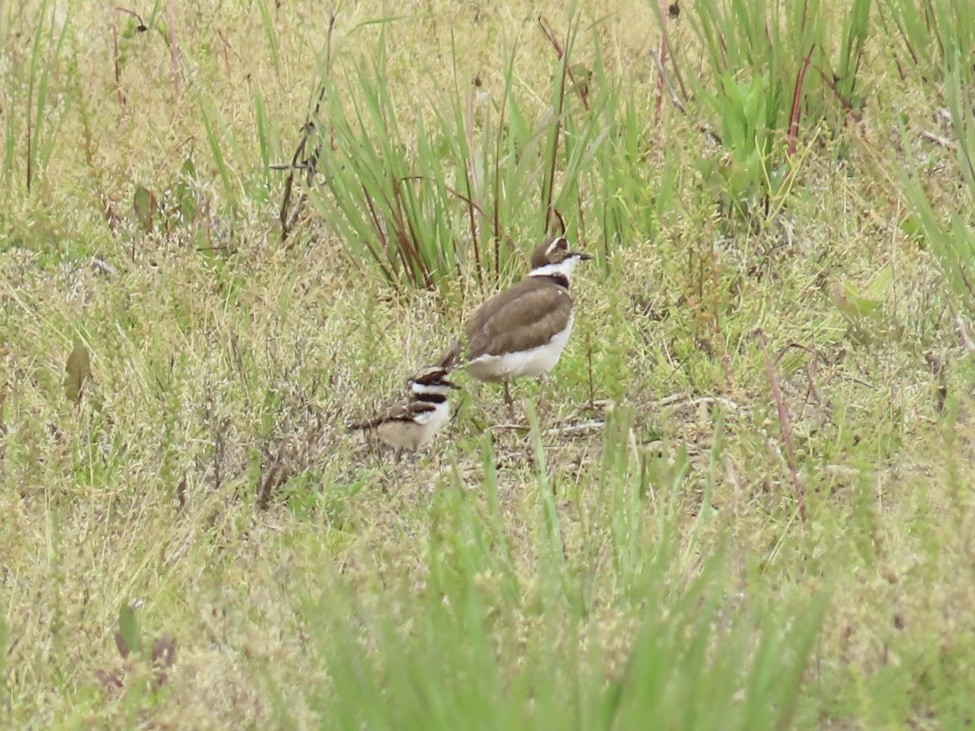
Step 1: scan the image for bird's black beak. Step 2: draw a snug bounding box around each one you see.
[442,379,461,390]
[574,252,593,261]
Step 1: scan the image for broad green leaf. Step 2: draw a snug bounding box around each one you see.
[133,184,156,232]
[118,604,143,657]
[63,338,91,403]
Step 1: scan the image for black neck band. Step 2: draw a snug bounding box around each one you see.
[538,273,569,289]
[416,392,447,404]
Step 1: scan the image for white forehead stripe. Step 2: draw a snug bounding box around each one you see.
[546,237,568,256]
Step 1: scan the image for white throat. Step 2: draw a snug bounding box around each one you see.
[529,256,580,281]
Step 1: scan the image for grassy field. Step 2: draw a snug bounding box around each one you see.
[3,0,975,728]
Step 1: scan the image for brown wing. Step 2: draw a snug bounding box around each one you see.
[349,400,435,431]
[463,279,573,358]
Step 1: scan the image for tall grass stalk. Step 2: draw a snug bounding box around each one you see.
[282,413,829,729]
[896,0,975,315]
[587,35,664,253]
[835,0,872,109]
[254,0,281,78]
[199,100,236,207]
[296,411,828,729]
[1,0,70,195]
[305,16,621,294]
[877,0,973,82]
[899,65,975,314]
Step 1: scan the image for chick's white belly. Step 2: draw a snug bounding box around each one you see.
[376,421,427,450]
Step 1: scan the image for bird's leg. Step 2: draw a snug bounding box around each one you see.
[538,375,550,418]
[376,445,392,494]
[503,381,515,417]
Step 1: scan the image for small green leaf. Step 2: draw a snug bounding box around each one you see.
[569,63,592,98]
[119,604,143,656]
[133,184,156,232]
[64,338,91,403]
[831,265,891,325]
[175,182,197,225]
[173,157,198,225]
[900,214,924,243]
[830,280,883,322]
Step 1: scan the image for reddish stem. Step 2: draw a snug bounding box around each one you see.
[787,45,816,158]
[756,330,807,522]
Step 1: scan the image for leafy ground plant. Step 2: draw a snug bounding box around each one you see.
[654,0,873,222]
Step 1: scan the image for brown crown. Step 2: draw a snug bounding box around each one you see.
[409,365,458,389]
[530,236,571,268]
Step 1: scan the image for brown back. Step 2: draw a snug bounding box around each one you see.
[459,277,573,358]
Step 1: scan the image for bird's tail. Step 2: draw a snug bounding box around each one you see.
[437,340,463,371]
[347,419,379,433]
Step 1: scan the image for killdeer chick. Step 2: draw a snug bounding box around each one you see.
[440,236,592,409]
[349,365,459,451]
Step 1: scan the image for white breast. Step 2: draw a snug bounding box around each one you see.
[414,399,451,434]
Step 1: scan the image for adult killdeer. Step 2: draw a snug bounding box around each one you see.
[349,365,459,450]
[440,235,592,408]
